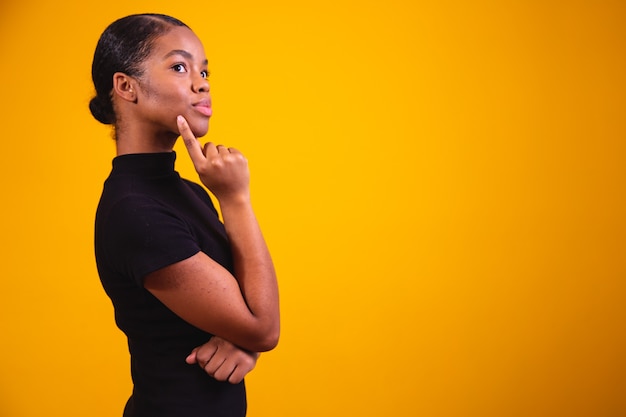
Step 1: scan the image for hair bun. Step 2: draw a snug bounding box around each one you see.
[89,95,114,125]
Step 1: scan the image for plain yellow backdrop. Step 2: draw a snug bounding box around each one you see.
[0,1,625,416]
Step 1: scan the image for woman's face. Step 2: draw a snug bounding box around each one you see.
[134,26,211,138]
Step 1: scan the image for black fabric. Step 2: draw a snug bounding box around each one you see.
[95,152,246,417]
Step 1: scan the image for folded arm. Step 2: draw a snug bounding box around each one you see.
[144,115,280,353]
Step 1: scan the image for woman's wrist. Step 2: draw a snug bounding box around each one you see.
[217,192,251,210]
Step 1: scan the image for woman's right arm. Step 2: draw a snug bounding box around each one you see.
[143,116,280,353]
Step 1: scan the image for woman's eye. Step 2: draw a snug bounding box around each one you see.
[201,70,209,79]
[172,64,187,73]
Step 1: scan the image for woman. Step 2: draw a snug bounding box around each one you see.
[91,13,280,417]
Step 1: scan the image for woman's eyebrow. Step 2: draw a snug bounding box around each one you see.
[163,49,208,65]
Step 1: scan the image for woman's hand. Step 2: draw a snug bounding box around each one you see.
[177,115,250,203]
[186,336,260,384]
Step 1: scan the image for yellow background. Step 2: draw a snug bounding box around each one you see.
[1,1,625,416]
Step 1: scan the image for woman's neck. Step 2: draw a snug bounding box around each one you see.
[115,123,178,155]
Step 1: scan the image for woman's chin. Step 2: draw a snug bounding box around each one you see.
[190,120,210,138]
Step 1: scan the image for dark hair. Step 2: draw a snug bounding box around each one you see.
[89,13,188,125]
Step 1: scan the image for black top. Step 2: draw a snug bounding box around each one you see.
[95,152,246,417]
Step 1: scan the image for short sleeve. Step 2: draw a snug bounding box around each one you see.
[100,195,200,286]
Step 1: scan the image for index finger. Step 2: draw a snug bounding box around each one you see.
[177,115,206,166]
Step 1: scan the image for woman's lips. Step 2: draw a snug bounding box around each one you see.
[193,99,212,117]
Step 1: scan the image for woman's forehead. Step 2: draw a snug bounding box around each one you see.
[151,27,207,62]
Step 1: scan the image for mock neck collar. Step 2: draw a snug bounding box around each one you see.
[110,152,177,177]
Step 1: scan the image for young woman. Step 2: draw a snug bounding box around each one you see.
[91,14,280,417]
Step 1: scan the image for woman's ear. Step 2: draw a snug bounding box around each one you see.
[112,72,137,102]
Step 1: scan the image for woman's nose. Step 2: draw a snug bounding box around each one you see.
[193,76,210,93]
